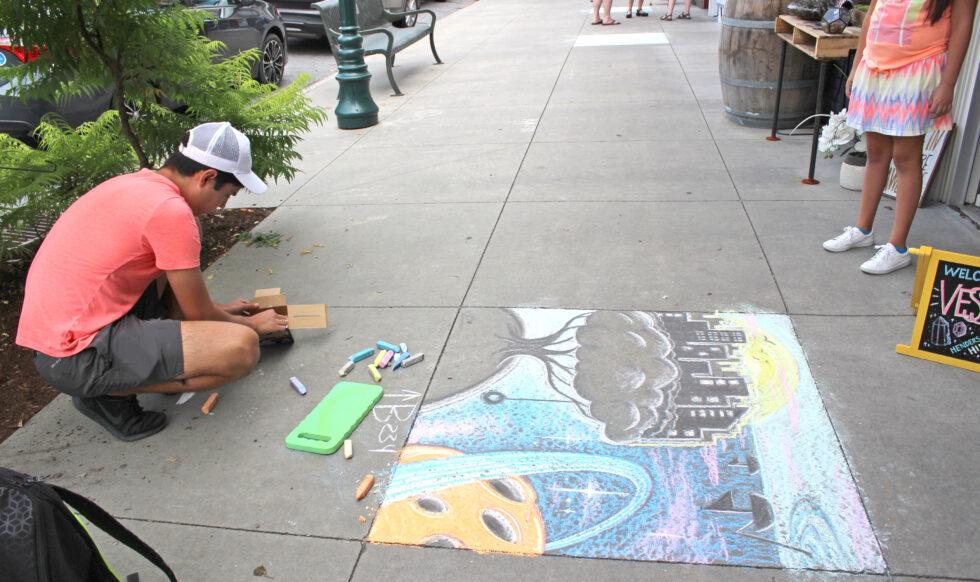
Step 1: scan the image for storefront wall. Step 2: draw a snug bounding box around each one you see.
[930,6,980,207]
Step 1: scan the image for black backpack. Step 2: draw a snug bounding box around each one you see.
[0,467,177,582]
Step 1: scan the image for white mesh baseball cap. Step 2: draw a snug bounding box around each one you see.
[178,122,267,194]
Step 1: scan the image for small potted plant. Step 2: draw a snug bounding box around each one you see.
[817,109,867,190]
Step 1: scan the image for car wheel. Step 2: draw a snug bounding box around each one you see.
[393,0,419,28]
[258,33,285,86]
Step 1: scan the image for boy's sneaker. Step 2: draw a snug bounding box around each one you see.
[860,243,913,275]
[822,226,874,252]
[72,395,167,442]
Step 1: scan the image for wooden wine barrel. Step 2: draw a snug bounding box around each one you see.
[719,0,820,128]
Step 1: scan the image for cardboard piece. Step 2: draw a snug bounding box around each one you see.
[252,288,328,329]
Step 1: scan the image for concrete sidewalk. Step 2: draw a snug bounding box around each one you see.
[3,0,978,580]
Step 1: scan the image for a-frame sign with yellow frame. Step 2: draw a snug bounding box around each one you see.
[896,246,980,373]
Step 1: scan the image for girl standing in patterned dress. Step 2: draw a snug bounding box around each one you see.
[822,0,976,274]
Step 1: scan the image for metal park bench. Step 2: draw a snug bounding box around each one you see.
[314,0,442,96]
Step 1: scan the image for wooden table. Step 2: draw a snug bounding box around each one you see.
[769,15,861,184]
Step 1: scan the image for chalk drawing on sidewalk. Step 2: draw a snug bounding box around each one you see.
[368,309,885,573]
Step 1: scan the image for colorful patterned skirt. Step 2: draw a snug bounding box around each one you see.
[847,52,951,136]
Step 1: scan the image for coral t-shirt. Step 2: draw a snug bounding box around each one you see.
[17,169,201,357]
[864,0,952,70]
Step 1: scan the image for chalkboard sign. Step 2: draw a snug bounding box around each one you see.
[897,247,980,373]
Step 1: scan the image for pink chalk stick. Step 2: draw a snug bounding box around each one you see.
[380,350,395,368]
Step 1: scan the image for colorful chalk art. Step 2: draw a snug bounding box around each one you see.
[368,309,885,572]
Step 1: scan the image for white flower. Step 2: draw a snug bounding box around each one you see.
[818,134,835,153]
[832,126,856,147]
[816,109,864,157]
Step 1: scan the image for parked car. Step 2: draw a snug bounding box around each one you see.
[0,36,114,141]
[191,0,288,85]
[268,0,420,41]
[0,0,287,143]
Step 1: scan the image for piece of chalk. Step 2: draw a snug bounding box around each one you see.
[201,393,219,415]
[391,351,410,370]
[339,360,356,377]
[350,348,374,362]
[380,350,394,368]
[376,341,400,353]
[373,350,386,367]
[399,343,408,353]
[401,353,424,368]
[368,364,382,382]
[344,439,353,459]
[355,474,375,500]
[289,376,308,395]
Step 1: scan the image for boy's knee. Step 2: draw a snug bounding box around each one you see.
[237,328,260,369]
[225,327,259,375]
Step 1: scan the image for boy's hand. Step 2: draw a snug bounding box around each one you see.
[251,309,289,335]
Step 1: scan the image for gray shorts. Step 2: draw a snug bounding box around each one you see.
[34,282,184,397]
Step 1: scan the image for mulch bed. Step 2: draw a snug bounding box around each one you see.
[0,207,273,444]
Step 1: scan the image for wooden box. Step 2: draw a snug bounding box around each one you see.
[774,14,860,60]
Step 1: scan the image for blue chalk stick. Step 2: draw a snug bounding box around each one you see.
[391,351,411,370]
[376,341,400,353]
[350,348,375,362]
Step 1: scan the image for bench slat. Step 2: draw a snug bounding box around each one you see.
[313,0,441,96]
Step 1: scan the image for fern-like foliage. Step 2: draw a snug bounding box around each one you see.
[0,0,328,268]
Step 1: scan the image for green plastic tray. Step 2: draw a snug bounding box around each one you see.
[285,382,383,454]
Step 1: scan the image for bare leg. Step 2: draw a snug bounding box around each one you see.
[683,0,694,14]
[856,131,893,233]
[887,135,925,248]
[666,0,676,16]
[603,0,614,22]
[112,320,259,396]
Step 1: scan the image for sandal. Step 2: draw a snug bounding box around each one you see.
[626,10,632,17]
[660,13,672,20]
[677,11,691,18]
[636,9,649,16]
[601,19,620,25]
[591,19,602,24]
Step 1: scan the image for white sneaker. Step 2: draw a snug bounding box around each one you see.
[822,226,874,252]
[860,244,913,275]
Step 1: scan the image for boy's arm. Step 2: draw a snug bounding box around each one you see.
[165,268,288,334]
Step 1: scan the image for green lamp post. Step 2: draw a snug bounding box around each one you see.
[333,0,378,129]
